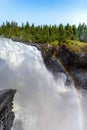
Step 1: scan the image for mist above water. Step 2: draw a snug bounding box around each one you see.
[0,38,87,130]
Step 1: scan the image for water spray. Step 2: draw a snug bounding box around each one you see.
[52,54,84,130]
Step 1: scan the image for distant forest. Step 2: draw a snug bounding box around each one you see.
[0,21,87,45]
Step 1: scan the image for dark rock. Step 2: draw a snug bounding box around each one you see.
[0,89,16,130]
[39,45,87,89]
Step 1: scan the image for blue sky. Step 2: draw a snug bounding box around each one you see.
[0,0,87,26]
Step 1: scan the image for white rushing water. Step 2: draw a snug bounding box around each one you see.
[0,38,87,130]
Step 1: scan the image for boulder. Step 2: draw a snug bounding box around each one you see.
[0,89,16,130]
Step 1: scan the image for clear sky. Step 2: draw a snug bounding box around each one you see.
[0,0,87,26]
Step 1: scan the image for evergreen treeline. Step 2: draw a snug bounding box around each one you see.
[0,21,87,44]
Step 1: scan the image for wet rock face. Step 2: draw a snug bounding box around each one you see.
[53,46,87,89]
[0,89,16,130]
[71,69,87,89]
[55,46,87,69]
[40,45,87,89]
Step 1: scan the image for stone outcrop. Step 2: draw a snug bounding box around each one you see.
[39,44,87,89]
[0,89,16,130]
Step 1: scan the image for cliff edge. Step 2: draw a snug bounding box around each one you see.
[39,42,87,89]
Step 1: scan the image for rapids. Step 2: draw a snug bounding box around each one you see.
[0,38,87,130]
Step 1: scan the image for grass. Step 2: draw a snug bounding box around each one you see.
[50,40,59,46]
[49,40,87,54]
[64,40,87,54]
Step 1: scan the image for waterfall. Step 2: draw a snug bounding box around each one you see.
[0,37,86,130]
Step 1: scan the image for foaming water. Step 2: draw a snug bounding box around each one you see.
[0,38,86,130]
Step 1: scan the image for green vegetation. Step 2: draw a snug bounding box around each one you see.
[0,21,87,46]
[65,40,87,53]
